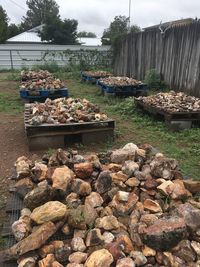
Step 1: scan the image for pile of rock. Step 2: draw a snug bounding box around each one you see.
[137,91,200,113]
[21,77,65,91]
[2,143,200,266]
[99,77,141,87]
[83,71,112,78]
[27,97,109,125]
[21,70,53,81]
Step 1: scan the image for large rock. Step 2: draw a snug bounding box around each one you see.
[139,217,187,251]
[95,171,112,194]
[74,162,93,179]
[0,221,61,261]
[15,156,31,179]
[71,179,92,196]
[167,179,191,200]
[95,215,119,230]
[111,143,138,164]
[32,162,48,181]
[122,161,139,177]
[177,203,200,231]
[85,192,103,208]
[51,166,74,191]
[24,182,54,210]
[13,178,34,199]
[84,249,113,267]
[31,201,67,224]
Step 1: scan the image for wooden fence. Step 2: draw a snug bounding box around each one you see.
[114,22,200,97]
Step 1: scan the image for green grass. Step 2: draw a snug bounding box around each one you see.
[0,91,23,115]
[65,79,200,180]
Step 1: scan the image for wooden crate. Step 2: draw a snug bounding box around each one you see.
[135,99,200,131]
[24,104,115,150]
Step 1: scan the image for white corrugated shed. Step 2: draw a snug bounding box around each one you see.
[78,37,102,46]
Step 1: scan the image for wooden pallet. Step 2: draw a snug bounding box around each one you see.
[135,99,200,130]
[24,104,115,150]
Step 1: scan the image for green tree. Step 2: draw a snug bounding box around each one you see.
[101,16,140,45]
[130,24,141,33]
[41,18,78,44]
[8,24,23,38]
[21,0,60,30]
[77,31,97,38]
[0,5,9,43]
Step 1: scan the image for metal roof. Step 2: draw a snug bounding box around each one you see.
[78,37,102,46]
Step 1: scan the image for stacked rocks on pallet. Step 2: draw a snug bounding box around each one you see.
[137,91,200,113]
[27,97,109,125]
[1,143,200,266]
[21,70,53,81]
[99,77,142,87]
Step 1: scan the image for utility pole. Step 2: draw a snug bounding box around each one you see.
[128,0,132,31]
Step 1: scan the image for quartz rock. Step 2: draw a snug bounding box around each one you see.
[85,192,103,208]
[71,237,86,252]
[95,215,120,230]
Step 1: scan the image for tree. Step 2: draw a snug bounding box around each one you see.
[77,31,97,38]
[130,24,141,33]
[8,24,23,38]
[40,18,78,44]
[0,5,9,43]
[101,16,140,45]
[21,0,60,30]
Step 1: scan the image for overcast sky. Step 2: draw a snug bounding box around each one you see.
[0,0,199,37]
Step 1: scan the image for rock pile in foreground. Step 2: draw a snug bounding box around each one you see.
[137,91,200,113]
[28,97,109,125]
[2,143,200,267]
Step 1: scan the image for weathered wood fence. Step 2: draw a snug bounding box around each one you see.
[114,22,200,97]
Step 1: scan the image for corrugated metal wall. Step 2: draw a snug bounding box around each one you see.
[114,22,200,97]
[0,44,111,69]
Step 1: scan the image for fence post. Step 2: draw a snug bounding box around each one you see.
[10,50,14,70]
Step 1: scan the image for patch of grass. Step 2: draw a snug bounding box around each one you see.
[67,79,200,179]
[0,91,23,115]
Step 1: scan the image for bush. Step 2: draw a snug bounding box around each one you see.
[32,61,60,73]
[144,69,167,90]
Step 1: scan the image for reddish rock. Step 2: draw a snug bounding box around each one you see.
[177,203,200,231]
[74,162,93,179]
[139,217,187,251]
[106,242,125,261]
[143,179,158,190]
[116,234,134,253]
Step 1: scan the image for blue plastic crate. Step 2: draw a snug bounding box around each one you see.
[19,88,68,101]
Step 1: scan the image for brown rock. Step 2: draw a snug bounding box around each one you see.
[116,234,134,253]
[67,264,83,267]
[39,243,54,258]
[85,192,103,208]
[85,249,113,267]
[107,163,122,172]
[66,193,81,209]
[95,215,120,230]
[111,171,128,183]
[51,166,74,191]
[12,216,31,241]
[71,237,86,252]
[32,162,48,181]
[130,251,147,266]
[142,246,156,257]
[15,156,31,179]
[86,228,104,247]
[62,223,71,236]
[71,179,92,196]
[38,254,55,267]
[110,192,138,216]
[173,240,196,263]
[68,206,87,230]
[191,241,200,256]
[95,171,112,194]
[74,162,93,179]
[106,242,125,261]
[31,201,67,224]
[183,179,200,194]
[1,221,61,261]
[13,178,34,199]
[177,203,200,231]
[116,257,135,267]
[168,179,191,200]
[157,180,174,195]
[52,262,64,267]
[83,202,98,226]
[69,252,88,264]
[140,214,158,226]
[24,182,54,210]
[143,179,158,190]
[18,257,36,267]
[125,177,140,187]
[143,199,162,213]
[122,161,139,177]
[139,217,187,251]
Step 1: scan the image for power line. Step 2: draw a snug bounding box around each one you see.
[6,0,27,11]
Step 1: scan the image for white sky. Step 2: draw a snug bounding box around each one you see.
[0,0,200,37]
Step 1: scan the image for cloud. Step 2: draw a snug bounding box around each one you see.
[0,0,198,37]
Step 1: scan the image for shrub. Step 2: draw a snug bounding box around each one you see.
[144,69,167,90]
